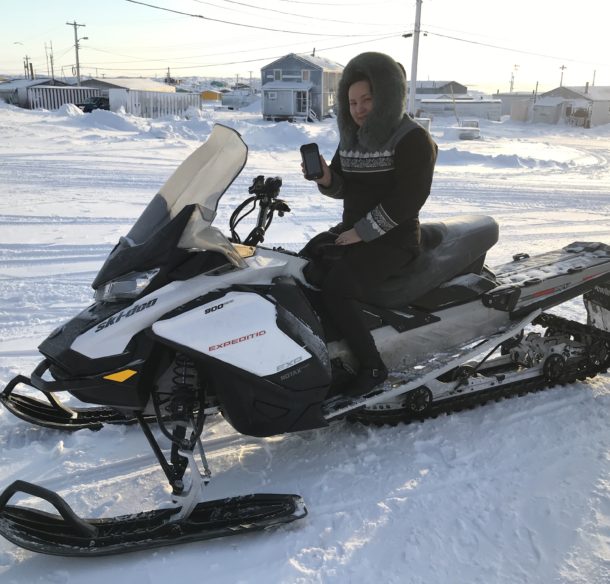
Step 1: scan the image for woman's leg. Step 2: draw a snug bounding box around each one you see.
[320,242,418,395]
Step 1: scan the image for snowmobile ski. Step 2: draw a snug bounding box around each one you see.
[0,480,306,557]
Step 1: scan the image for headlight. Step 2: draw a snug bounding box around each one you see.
[94,269,160,302]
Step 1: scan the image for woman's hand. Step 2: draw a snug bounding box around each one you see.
[301,155,332,188]
[335,228,362,245]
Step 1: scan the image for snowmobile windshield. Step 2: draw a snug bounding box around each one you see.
[92,124,248,288]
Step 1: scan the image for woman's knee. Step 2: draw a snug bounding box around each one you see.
[321,261,363,298]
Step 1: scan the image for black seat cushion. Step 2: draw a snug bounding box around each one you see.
[362,215,499,309]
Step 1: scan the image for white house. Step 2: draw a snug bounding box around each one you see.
[418,97,502,121]
[80,77,200,118]
[539,85,610,127]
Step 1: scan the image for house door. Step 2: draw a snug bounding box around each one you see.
[295,91,308,114]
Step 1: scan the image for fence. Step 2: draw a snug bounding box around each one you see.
[109,89,201,118]
[24,86,201,118]
[28,86,101,110]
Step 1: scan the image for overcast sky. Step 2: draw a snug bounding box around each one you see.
[1,0,608,93]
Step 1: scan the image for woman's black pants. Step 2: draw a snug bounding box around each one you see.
[302,232,417,370]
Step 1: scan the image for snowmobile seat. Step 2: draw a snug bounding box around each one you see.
[363,215,499,309]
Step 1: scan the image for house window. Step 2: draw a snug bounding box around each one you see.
[273,69,282,81]
[267,92,277,100]
[302,70,310,82]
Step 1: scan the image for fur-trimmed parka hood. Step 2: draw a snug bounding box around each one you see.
[337,52,406,151]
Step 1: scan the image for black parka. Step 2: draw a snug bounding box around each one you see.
[319,52,437,250]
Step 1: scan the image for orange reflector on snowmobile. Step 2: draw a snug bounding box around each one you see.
[103,369,137,382]
[233,244,256,258]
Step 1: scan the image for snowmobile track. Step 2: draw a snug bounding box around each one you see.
[352,314,610,427]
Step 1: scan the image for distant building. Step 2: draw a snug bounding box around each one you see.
[539,85,610,127]
[80,78,176,94]
[409,80,467,95]
[221,89,257,110]
[418,97,502,121]
[494,91,533,116]
[261,53,343,122]
[0,78,71,108]
[200,89,223,102]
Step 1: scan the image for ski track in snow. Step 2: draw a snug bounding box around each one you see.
[0,103,609,583]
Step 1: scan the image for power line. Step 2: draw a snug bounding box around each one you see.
[425,30,610,67]
[195,0,399,26]
[276,0,400,5]
[80,32,405,73]
[125,0,397,37]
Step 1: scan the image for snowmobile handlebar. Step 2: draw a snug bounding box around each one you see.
[229,175,291,246]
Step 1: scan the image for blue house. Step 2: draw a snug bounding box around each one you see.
[261,53,343,122]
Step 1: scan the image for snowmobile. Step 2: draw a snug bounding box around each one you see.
[1,123,609,557]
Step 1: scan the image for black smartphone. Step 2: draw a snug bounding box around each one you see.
[300,143,324,180]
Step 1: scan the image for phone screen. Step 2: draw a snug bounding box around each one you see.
[303,150,322,174]
[301,144,323,178]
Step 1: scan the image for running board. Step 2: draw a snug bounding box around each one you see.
[323,310,541,420]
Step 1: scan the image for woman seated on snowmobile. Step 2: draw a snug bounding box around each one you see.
[301,51,438,396]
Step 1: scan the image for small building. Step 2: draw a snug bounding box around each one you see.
[531,96,567,124]
[418,97,502,121]
[0,78,71,108]
[221,89,257,110]
[80,77,176,94]
[80,77,201,118]
[539,85,610,127]
[410,80,467,95]
[261,53,343,121]
[200,89,223,102]
[494,91,534,116]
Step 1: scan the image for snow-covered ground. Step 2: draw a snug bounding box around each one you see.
[0,100,609,583]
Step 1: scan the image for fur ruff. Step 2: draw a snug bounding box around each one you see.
[337,52,406,151]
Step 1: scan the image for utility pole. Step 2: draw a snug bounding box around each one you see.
[509,64,519,93]
[407,0,423,117]
[66,21,87,85]
[559,64,567,87]
[23,55,30,79]
[45,41,55,81]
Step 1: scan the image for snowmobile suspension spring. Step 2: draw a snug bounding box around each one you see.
[169,354,199,419]
[152,353,207,452]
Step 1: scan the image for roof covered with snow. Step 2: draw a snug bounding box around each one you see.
[0,78,69,90]
[262,53,343,72]
[543,86,610,102]
[415,80,460,89]
[566,86,610,101]
[81,78,176,92]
